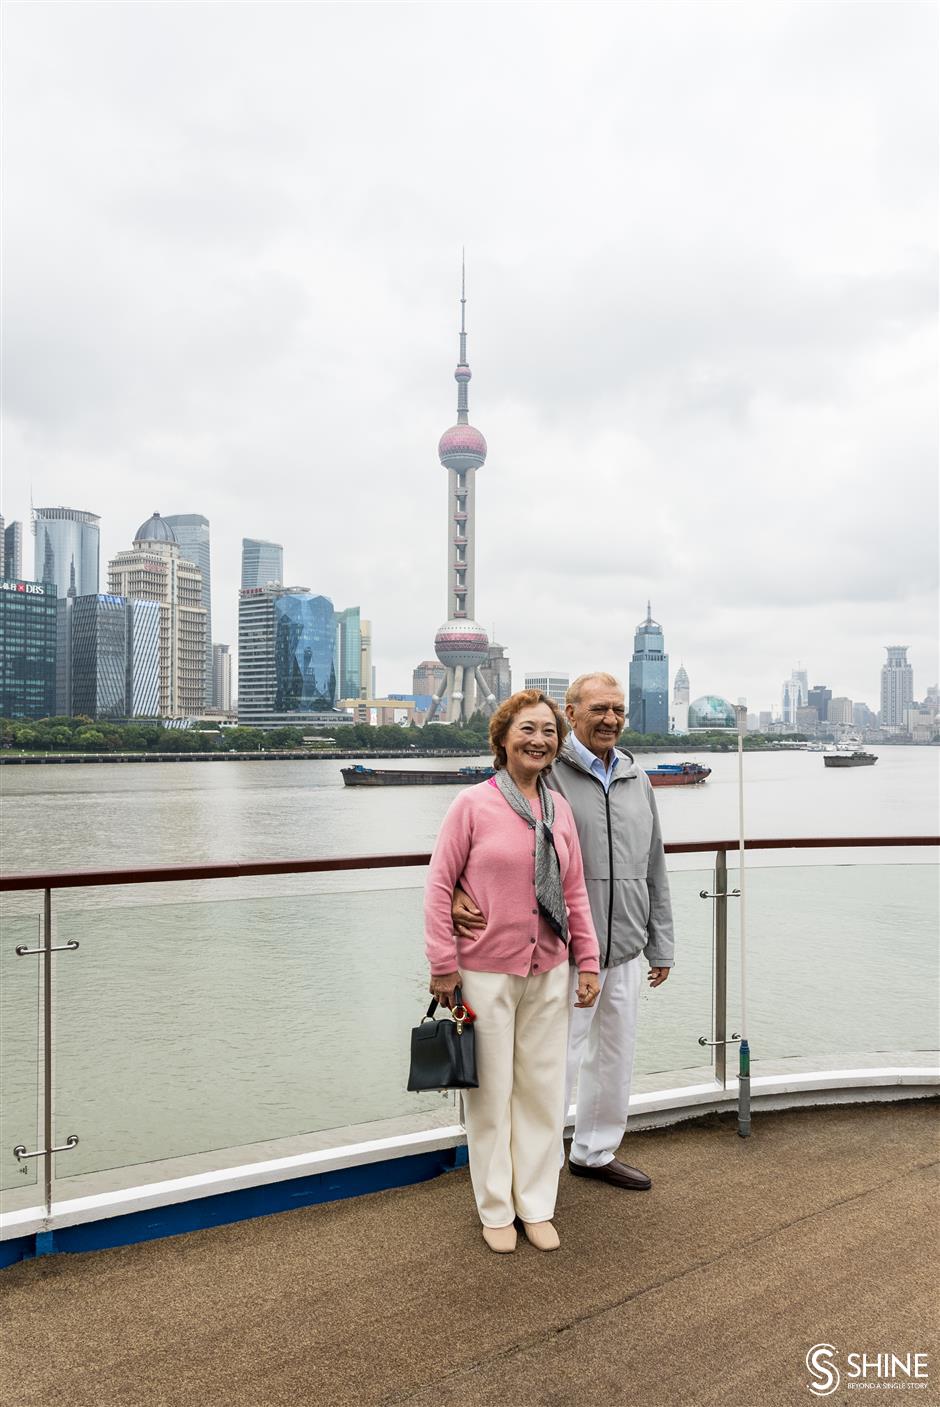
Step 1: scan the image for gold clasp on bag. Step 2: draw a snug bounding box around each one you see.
[452,1004,467,1035]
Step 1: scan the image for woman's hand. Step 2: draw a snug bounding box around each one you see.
[429,970,462,1009]
[575,971,600,1008]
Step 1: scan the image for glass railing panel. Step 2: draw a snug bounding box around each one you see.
[1,916,41,1195]
[724,863,939,1076]
[632,868,718,1093]
[52,883,455,1187]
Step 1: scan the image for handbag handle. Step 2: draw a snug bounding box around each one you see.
[424,984,464,1019]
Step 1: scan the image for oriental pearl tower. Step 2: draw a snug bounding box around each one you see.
[425,261,497,724]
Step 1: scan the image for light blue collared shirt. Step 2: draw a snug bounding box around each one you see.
[568,731,620,793]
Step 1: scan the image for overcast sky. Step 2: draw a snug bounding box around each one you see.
[3,1,937,714]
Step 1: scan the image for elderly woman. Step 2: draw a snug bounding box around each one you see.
[424,690,600,1253]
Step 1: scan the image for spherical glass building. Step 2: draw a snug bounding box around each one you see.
[688,694,736,730]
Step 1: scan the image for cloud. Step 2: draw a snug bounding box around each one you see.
[1,0,936,714]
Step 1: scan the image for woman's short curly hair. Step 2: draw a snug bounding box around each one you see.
[488,689,568,771]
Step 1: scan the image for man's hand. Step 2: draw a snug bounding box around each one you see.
[647,967,670,988]
[429,971,461,1008]
[575,971,601,1008]
[452,886,487,938]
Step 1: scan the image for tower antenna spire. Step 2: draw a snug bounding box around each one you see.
[458,248,468,369]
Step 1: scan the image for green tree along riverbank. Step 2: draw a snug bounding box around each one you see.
[1,713,808,756]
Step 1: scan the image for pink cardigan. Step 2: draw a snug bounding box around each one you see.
[424,778,600,978]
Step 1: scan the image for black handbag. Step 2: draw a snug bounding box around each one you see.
[407,986,478,1092]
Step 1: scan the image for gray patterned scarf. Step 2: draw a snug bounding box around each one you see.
[494,770,569,945]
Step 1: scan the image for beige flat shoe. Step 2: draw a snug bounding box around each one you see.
[482,1224,517,1253]
[522,1220,560,1252]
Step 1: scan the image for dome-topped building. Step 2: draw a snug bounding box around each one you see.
[688,695,736,730]
[134,511,178,546]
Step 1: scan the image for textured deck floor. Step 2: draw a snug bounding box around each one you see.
[1,1101,937,1407]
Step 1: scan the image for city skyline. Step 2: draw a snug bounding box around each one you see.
[4,502,932,719]
[3,5,936,713]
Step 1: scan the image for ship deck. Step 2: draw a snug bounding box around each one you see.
[2,1100,936,1407]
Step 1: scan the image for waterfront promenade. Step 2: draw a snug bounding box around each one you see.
[2,1101,936,1407]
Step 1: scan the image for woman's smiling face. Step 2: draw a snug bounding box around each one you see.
[503,702,560,782]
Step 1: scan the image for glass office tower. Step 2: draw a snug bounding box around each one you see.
[334,606,361,700]
[238,586,345,727]
[274,593,336,712]
[241,539,283,590]
[4,521,23,580]
[33,507,100,598]
[71,595,129,718]
[628,603,669,734]
[0,579,57,719]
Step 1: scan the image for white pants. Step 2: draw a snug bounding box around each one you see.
[564,957,641,1168]
[459,964,569,1227]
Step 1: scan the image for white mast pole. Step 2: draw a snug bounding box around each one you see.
[735,703,750,1137]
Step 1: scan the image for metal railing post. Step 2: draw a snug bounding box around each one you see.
[42,888,53,1218]
[714,851,727,1088]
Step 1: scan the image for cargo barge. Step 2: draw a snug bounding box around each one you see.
[823,750,878,768]
[645,762,711,787]
[342,762,712,788]
[341,765,496,787]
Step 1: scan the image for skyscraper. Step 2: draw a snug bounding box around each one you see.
[241,539,284,591]
[55,576,76,716]
[628,603,669,734]
[125,599,161,717]
[164,514,212,707]
[359,619,373,701]
[881,646,914,727]
[212,643,232,712]
[413,660,446,701]
[781,668,808,725]
[32,507,100,598]
[334,607,362,700]
[0,579,57,719]
[71,595,130,719]
[56,591,159,719]
[425,262,496,724]
[808,684,831,720]
[108,512,206,718]
[238,586,343,728]
[827,697,854,726]
[672,664,690,733]
[481,641,512,706]
[3,521,23,580]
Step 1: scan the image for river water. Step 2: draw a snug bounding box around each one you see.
[2,745,938,873]
[1,747,937,1200]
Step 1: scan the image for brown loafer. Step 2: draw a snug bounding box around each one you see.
[568,1158,652,1190]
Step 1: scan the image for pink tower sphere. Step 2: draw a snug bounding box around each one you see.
[438,424,487,470]
[454,365,472,382]
[434,619,489,668]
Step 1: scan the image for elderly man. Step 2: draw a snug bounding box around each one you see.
[454,671,674,1189]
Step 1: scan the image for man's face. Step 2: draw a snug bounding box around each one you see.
[566,678,626,759]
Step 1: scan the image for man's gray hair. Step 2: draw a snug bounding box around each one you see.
[566,672,623,706]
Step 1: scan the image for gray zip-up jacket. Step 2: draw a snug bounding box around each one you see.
[547,738,675,970]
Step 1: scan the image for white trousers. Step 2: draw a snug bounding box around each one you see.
[459,964,569,1227]
[564,956,641,1168]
